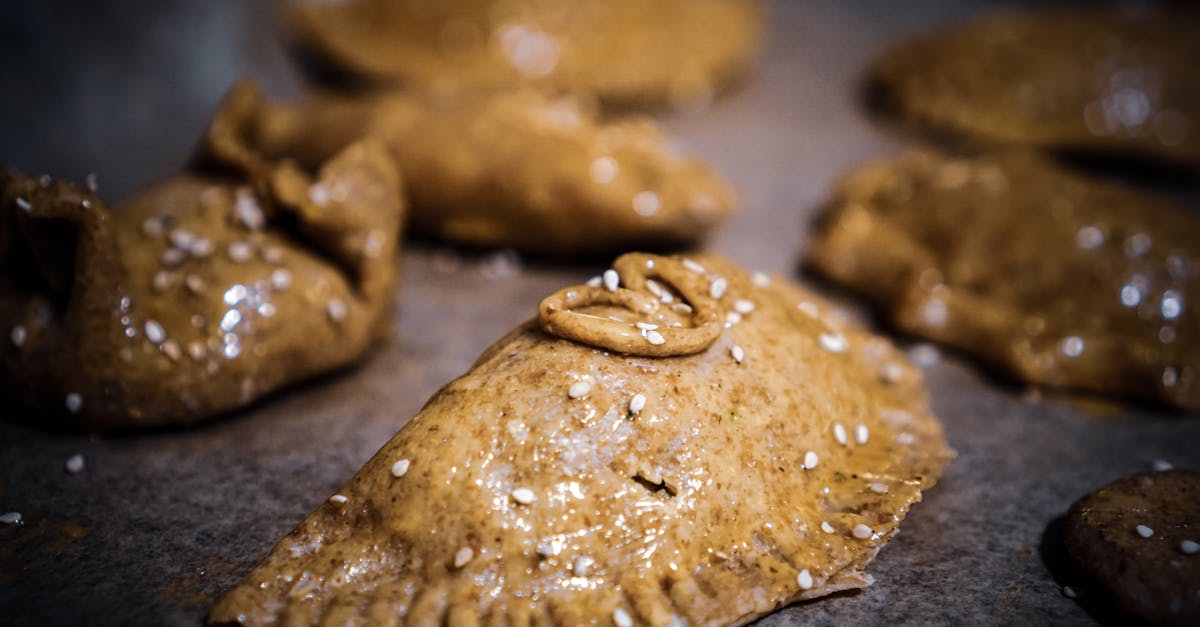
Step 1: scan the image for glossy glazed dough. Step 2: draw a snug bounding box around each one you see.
[807,150,1199,409]
[210,252,951,626]
[868,7,1200,166]
[284,0,763,106]
[0,91,405,429]
[240,82,734,257]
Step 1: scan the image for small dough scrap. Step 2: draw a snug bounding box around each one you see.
[1063,470,1200,626]
[284,0,764,107]
[209,252,952,626]
[0,88,405,429]
[240,82,734,257]
[807,150,1200,410]
[867,7,1200,167]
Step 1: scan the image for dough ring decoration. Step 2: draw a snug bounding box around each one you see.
[210,252,952,626]
[539,253,724,357]
[0,86,405,429]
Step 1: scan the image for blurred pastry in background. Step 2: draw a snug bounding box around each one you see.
[1062,470,1199,625]
[866,8,1200,168]
[235,82,734,257]
[806,150,1199,409]
[209,252,951,626]
[283,0,764,108]
[0,89,405,429]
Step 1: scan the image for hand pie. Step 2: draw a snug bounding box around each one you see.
[210,252,951,625]
[806,150,1199,409]
[283,0,764,107]
[240,82,734,257]
[867,7,1200,167]
[0,89,405,429]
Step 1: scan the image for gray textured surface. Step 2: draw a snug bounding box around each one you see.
[1,2,1197,625]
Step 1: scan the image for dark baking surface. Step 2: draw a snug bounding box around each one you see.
[2,2,1197,625]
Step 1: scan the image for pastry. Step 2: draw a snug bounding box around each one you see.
[1063,470,1200,625]
[238,82,734,257]
[0,88,405,429]
[867,7,1200,167]
[210,252,952,625]
[806,150,1200,409]
[283,0,764,107]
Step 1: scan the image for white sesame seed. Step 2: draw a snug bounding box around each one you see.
[1135,524,1154,538]
[590,156,618,185]
[141,217,164,237]
[1152,459,1174,472]
[852,524,873,540]
[65,454,85,474]
[235,190,265,230]
[725,312,742,327]
[752,272,771,287]
[573,555,594,576]
[869,482,888,494]
[819,332,847,353]
[391,459,410,478]
[185,274,207,294]
[908,343,941,367]
[644,330,665,345]
[85,173,99,192]
[709,276,728,299]
[879,362,905,383]
[329,494,348,504]
[629,394,646,415]
[568,380,591,399]
[161,340,181,362]
[821,521,835,534]
[672,302,692,314]
[803,451,819,470]
[81,199,91,209]
[1062,585,1078,599]
[602,269,619,292]
[0,512,22,525]
[855,424,870,445]
[612,608,633,627]
[1060,336,1085,358]
[833,423,848,446]
[635,321,658,331]
[797,569,814,590]
[632,190,660,217]
[270,269,292,291]
[586,276,602,287]
[511,488,536,505]
[220,309,242,332]
[731,345,745,364]
[682,259,706,274]
[454,546,474,568]
[152,270,174,293]
[169,229,196,250]
[65,393,82,414]
[309,183,331,206]
[327,299,348,323]
[15,197,31,212]
[733,299,755,314]
[797,301,819,318]
[10,325,26,348]
[161,248,186,267]
[190,237,214,258]
[262,247,284,264]
[1180,540,1199,554]
[187,341,206,362]
[227,241,253,263]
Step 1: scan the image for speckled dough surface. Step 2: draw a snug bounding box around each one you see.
[867,7,1200,166]
[243,84,734,257]
[284,0,763,106]
[0,89,405,429]
[1063,470,1200,625]
[209,252,951,626]
[807,150,1200,409]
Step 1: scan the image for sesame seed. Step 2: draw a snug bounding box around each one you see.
[1180,540,1199,554]
[262,247,284,264]
[270,268,292,290]
[682,259,706,274]
[185,274,207,294]
[327,299,348,323]
[152,270,174,292]
[644,330,665,345]
[15,197,31,212]
[1060,336,1085,358]
[821,521,835,534]
[602,269,619,292]
[141,217,164,237]
[169,229,196,250]
[629,393,646,415]
[1062,585,1078,599]
[752,272,771,287]
[190,238,214,258]
[511,488,536,505]
[85,173,99,192]
[187,341,206,362]
[81,199,91,209]
[879,362,905,383]
[161,340,182,362]
[855,424,870,445]
[589,156,618,185]
[819,332,847,353]
[586,276,602,287]
[329,494,348,504]
[803,451,819,469]
[1135,524,1154,538]
[869,482,888,494]
[573,555,594,576]
[632,191,660,217]
[612,608,633,627]
[672,302,692,314]
[65,393,82,414]
[852,524,873,540]
[65,454,85,474]
[0,512,22,525]
[725,312,742,327]
[730,345,745,364]
[709,276,728,299]
[635,321,658,331]
[227,242,253,263]
[568,380,591,399]
[390,459,410,478]
[833,423,848,446]
[733,299,755,314]
[908,343,941,367]
[235,190,265,230]
[309,184,331,206]
[1152,459,1173,472]
[797,301,819,318]
[161,248,186,267]
[454,546,474,568]
[797,569,814,590]
[10,325,26,348]
[645,259,655,270]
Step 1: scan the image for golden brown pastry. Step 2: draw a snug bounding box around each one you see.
[806,150,1199,409]
[867,7,1200,166]
[0,89,405,429]
[210,252,951,625]
[237,82,734,257]
[284,0,764,107]
[1063,470,1200,625]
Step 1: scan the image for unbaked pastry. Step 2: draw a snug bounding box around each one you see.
[806,149,1199,409]
[210,252,951,625]
[0,88,405,428]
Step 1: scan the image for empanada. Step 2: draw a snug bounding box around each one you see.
[238,82,734,257]
[867,7,1200,167]
[0,89,405,429]
[283,0,764,107]
[210,252,951,625]
[806,150,1199,409]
